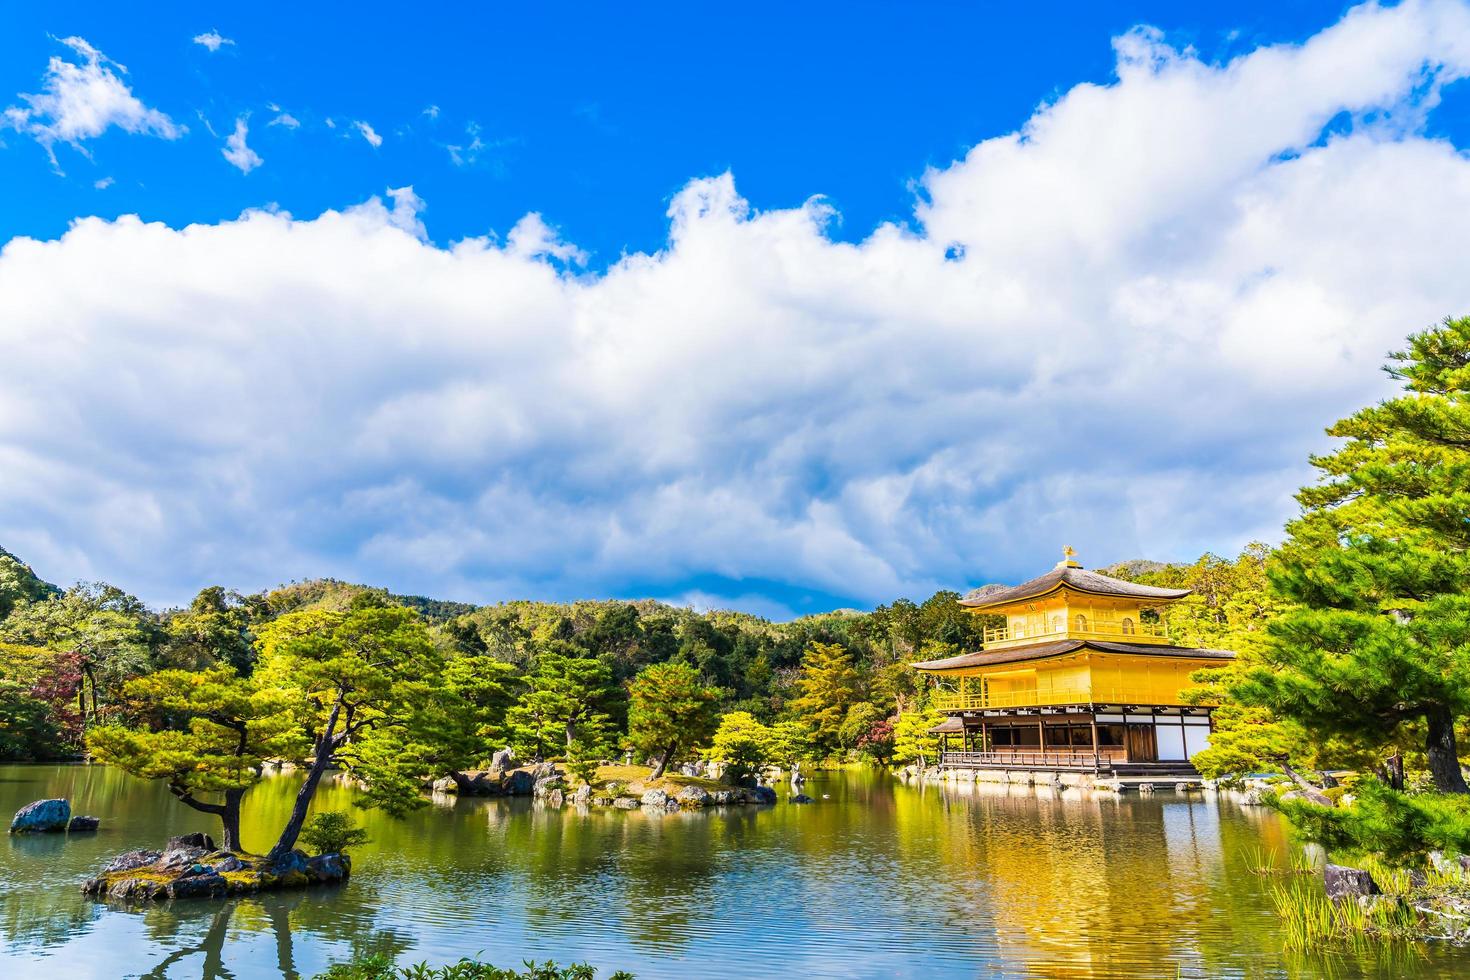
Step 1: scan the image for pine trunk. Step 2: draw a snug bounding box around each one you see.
[1425,707,1468,794]
[219,788,244,852]
[268,753,333,861]
[648,741,677,780]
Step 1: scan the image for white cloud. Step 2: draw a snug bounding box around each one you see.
[93,176,113,190]
[221,116,262,173]
[4,1,1470,609]
[192,30,235,53]
[423,105,440,119]
[4,36,182,169]
[268,112,300,129]
[354,120,382,147]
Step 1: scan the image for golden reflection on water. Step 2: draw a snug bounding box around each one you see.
[2,764,1468,978]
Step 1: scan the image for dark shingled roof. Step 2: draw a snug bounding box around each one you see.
[958,565,1190,610]
[928,716,966,734]
[910,638,1234,672]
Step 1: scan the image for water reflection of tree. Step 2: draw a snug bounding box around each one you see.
[106,881,413,979]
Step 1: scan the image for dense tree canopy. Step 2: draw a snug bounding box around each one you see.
[1238,318,1470,793]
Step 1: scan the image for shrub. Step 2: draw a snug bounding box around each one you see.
[300,811,370,854]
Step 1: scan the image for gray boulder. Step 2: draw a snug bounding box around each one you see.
[210,854,246,873]
[490,748,516,772]
[790,793,814,804]
[502,770,535,795]
[431,776,458,794]
[9,798,71,834]
[167,832,216,851]
[305,853,351,882]
[674,786,711,807]
[746,785,777,805]
[1325,864,1380,902]
[167,872,228,899]
[572,784,593,806]
[640,789,671,808]
[271,849,311,877]
[68,815,100,832]
[102,849,161,874]
[613,797,640,809]
[159,844,211,870]
[544,788,565,808]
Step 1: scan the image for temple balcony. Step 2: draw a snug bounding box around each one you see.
[982,618,1169,649]
[932,678,1196,712]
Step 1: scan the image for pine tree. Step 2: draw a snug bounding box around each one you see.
[786,641,861,758]
[506,640,617,758]
[626,661,719,779]
[87,666,306,850]
[1239,317,1470,793]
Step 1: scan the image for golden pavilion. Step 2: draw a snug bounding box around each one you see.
[912,548,1233,775]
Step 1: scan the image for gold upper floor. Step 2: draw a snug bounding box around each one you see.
[979,589,1172,649]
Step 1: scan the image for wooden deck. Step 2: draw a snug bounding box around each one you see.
[939,750,1199,776]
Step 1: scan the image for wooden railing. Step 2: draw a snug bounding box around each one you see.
[940,748,1126,770]
[983,620,1169,646]
[932,683,1187,712]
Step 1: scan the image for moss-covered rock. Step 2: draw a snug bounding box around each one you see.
[82,846,351,902]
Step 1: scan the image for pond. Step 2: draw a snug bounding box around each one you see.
[1,765,1467,979]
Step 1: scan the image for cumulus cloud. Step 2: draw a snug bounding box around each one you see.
[354,120,382,147]
[268,112,300,129]
[4,36,182,169]
[4,0,1470,610]
[221,116,262,173]
[192,30,235,53]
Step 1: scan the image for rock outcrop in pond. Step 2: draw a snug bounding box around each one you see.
[9,798,103,834]
[82,832,350,901]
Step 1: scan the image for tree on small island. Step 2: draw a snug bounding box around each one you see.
[88,595,463,864]
[253,595,449,861]
[87,665,305,850]
[626,662,718,779]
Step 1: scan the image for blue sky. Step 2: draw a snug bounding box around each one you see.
[3,1,1470,616]
[1,3,1372,261]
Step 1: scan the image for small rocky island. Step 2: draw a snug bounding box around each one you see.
[81,832,350,901]
[431,758,780,809]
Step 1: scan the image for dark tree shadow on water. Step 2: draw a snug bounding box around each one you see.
[124,886,415,979]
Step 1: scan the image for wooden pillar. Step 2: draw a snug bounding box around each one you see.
[980,719,989,758]
[1089,712,1100,771]
[1038,717,1046,765]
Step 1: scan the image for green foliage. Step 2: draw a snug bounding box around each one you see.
[313,954,633,980]
[891,708,944,767]
[506,641,617,759]
[1272,778,1470,865]
[625,661,719,778]
[786,641,860,757]
[255,604,447,818]
[705,711,773,780]
[0,681,62,760]
[1237,317,1470,792]
[0,582,158,725]
[163,586,263,674]
[0,545,58,620]
[837,702,883,750]
[301,811,371,854]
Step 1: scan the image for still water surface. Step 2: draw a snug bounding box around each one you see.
[2,765,1468,978]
